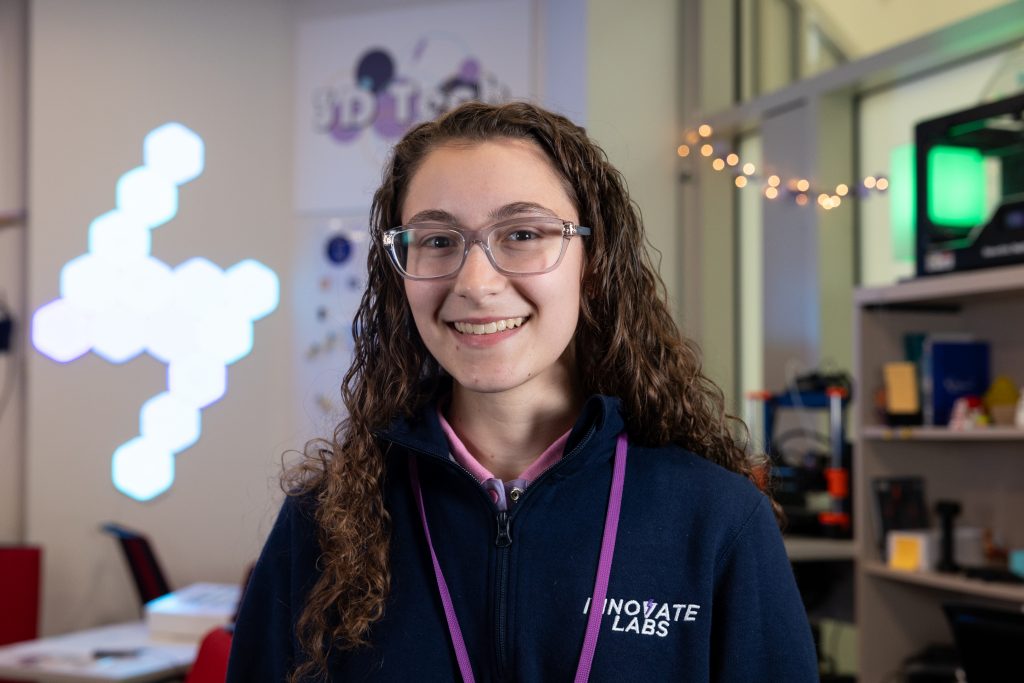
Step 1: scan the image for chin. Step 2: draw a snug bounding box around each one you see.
[449,375,521,395]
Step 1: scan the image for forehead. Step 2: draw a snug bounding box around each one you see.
[401,138,577,224]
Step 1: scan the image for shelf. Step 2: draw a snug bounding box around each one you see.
[855,263,1024,308]
[862,425,1024,441]
[862,560,1024,602]
[784,536,856,562]
[855,262,1024,679]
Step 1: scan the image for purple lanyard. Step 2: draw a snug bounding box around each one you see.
[409,433,629,683]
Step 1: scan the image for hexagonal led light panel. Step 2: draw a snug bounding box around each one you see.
[31,122,280,502]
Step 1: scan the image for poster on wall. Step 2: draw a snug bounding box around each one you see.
[294,0,534,213]
[292,213,370,434]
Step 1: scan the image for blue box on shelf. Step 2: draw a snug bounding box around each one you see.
[923,339,990,426]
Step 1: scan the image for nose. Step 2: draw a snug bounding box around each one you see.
[453,240,505,300]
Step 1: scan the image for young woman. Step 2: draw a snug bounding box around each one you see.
[227,102,818,682]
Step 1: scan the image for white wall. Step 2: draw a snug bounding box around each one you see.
[586,0,681,317]
[27,0,294,634]
[0,0,26,544]
[537,0,587,123]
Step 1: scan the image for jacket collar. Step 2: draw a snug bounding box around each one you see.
[378,393,626,477]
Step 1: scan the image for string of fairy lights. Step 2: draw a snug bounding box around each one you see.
[678,124,890,209]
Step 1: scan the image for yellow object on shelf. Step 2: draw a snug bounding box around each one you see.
[985,375,1020,426]
[888,531,931,571]
[883,362,920,414]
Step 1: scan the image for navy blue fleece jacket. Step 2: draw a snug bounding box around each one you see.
[228,395,818,681]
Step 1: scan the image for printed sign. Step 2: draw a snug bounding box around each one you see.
[295,0,533,212]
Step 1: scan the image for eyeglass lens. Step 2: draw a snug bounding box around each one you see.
[392,219,568,278]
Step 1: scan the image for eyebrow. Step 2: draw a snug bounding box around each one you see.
[404,202,559,226]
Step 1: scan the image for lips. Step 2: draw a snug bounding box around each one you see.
[452,316,528,335]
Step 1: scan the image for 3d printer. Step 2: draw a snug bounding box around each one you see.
[915,91,1024,277]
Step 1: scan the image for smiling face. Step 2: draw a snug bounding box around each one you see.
[401,138,585,402]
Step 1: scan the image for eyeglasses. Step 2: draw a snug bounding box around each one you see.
[382,216,591,280]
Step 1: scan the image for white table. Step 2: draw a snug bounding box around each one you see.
[0,622,198,682]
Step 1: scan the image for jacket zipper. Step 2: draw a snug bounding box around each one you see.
[495,510,512,680]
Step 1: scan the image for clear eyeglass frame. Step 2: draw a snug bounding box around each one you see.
[382,216,592,280]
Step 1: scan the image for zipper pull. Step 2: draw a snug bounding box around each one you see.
[495,510,512,547]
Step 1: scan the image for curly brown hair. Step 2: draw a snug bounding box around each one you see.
[283,101,771,681]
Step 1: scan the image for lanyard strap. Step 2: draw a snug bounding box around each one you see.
[409,455,476,682]
[574,432,628,682]
[409,433,629,683]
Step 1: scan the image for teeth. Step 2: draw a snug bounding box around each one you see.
[453,317,526,335]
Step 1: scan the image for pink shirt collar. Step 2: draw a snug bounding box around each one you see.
[437,405,570,485]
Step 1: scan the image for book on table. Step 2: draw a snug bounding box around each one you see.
[144,582,241,641]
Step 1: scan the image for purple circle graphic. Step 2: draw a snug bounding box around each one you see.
[325,234,353,265]
[356,49,395,94]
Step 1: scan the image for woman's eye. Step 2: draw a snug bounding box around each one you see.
[506,229,540,242]
[420,234,456,249]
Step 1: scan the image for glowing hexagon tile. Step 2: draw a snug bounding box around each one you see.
[225,260,280,321]
[112,437,175,502]
[116,166,179,229]
[88,210,151,260]
[141,392,202,453]
[31,299,92,363]
[168,355,226,408]
[144,122,204,185]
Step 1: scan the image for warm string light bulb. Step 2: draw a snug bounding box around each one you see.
[726,153,739,166]
[698,124,713,138]
[677,145,690,157]
[836,183,849,197]
[700,144,714,157]
[712,158,726,171]
[876,177,889,191]
[796,179,810,192]
[765,186,779,199]
[735,176,747,188]
[768,175,781,187]
[864,176,877,189]
[742,163,755,176]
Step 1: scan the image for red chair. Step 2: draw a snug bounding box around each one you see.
[0,546,41,645]
[0,546,42,683]
[184,626,233,683]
